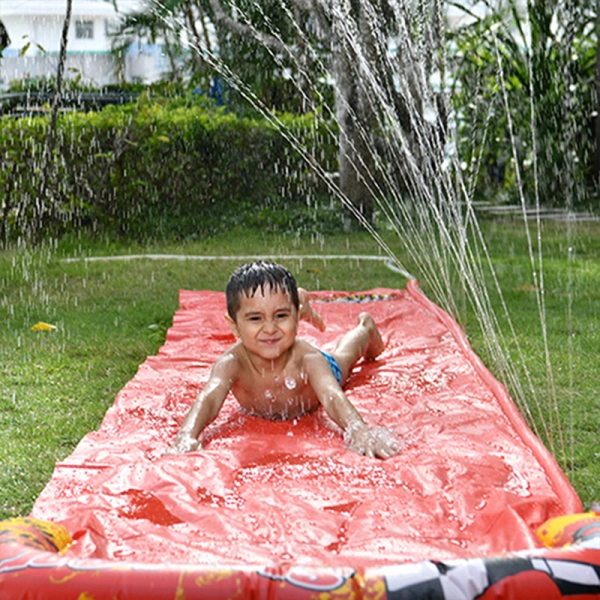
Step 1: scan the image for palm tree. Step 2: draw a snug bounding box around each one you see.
[109,0,216,86]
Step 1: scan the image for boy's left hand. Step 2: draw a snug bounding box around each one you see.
[164,434,200,455]
[346,424,402,459]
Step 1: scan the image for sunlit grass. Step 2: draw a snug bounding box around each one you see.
[0,219,598,517]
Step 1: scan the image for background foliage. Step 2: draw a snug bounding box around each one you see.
[106,0,600,213]
[448,0,598,209]
[0,95,339,244]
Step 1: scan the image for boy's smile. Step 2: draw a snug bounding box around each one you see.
[227,288,299,366]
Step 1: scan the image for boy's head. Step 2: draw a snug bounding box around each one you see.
[226,261,299,322]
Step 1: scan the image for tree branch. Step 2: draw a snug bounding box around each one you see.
[207,0,291,55]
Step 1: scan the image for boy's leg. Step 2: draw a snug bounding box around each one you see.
[331,313,384,383]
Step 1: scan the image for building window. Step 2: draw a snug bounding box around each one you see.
[75,21,94,40]
[105,19,119,36]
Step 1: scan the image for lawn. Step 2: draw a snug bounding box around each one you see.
[0,219,598,517]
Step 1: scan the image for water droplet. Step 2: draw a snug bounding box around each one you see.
[285,376,297,390]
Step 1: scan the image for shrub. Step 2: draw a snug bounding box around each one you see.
[0,95,339,243]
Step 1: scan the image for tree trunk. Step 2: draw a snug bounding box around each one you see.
[193,0,214,57]
[335,69,374,224]
[332,5,375,225]
[162,26,182,82]
[595,0,600,189]
[184,0,207,71]
[37,0,73,236]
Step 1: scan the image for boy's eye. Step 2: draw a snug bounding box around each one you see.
[275,312,290,320]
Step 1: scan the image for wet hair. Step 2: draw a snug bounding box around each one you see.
[226,261,299,321]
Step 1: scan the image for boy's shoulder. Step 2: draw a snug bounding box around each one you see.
[213,344,244,372]
[294,338,320,356]
[294,339,326,367]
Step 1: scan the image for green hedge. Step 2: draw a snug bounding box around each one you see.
[0,97,339,242]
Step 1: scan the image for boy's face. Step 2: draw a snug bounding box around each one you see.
[226,287,299,362]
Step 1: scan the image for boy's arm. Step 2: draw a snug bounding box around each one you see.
[164,354,238,454]
[304,353,400,459]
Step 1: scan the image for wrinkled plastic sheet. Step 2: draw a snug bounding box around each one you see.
[31,282,581,566]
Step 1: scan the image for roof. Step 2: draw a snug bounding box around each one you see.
[0,0,141,19]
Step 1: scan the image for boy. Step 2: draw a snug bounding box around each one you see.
[166,261,400,459]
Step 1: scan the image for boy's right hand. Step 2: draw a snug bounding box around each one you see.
[164,435,199,455]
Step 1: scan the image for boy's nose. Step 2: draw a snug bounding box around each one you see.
[262,319,277,332]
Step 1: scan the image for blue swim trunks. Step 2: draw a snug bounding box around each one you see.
[321,350,343,386]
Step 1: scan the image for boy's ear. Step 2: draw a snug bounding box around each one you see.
[225,314,239,337]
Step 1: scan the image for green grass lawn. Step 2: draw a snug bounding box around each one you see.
[0,220,598,517]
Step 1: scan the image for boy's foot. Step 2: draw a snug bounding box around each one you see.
[298,288,326,331]
[359,313,385,359]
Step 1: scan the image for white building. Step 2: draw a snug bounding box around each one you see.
[0,0,528,91]
[447,0,528,32]
[0,0,167,89]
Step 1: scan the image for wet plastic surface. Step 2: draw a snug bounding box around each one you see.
[31,282,581,566]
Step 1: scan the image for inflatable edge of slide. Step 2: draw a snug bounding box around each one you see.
[1,515,600,599]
